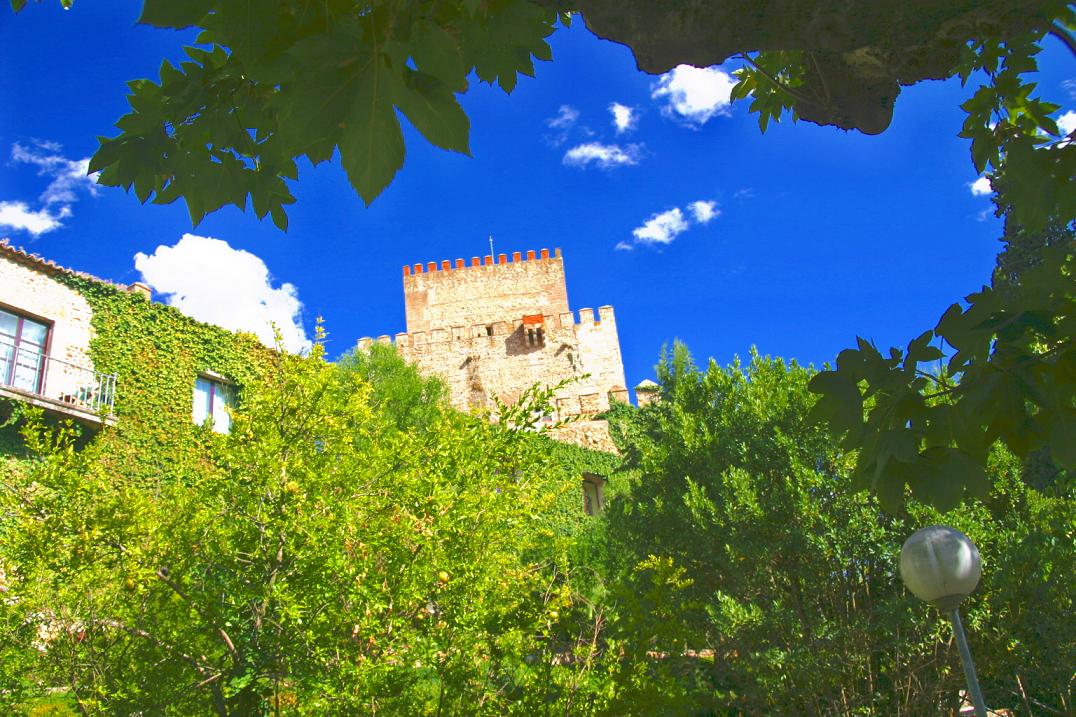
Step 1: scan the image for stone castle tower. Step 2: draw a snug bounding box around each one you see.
[358,248,627,451]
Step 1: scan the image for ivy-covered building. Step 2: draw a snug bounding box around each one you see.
[0,239,619,509]
[1,240,123,428]
[0,239,267,479]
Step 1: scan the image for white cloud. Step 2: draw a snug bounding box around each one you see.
[969,176,992,197]
[544,105,587,147]
[135,234,311,353]
[563,142,641,169]
[609,102,637,134]
[1063,79,1076,100]
[689,199,718,223]
[546,105,579,130]
[651,65,737,126]
[11,142,99,206]
[1057,110,1076,137]
[0,200,64,236]
[43,157,96,205]
[622,198,720,250]
[0,141,99,235]
[632,208,689,245]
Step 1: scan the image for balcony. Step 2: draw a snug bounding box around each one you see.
[0,338,117,427]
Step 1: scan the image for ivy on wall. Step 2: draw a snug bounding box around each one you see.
[3,267,624,500]
[49,275,270,484]
[0,400,30,457]
[543,436,626,533]
[546,438,621,482]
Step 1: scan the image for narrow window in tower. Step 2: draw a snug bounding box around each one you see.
[485,325,494,337]
[582,473,606,516]
[536,327,544,345]
[527,328,535,346]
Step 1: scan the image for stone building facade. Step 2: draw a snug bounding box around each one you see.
[0,240,133,425]
[1,243,96,393]
[0,239,635,452]
[359,248,628,451]
[0,239,262,438]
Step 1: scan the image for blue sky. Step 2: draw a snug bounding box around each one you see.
[2,3,1073,389]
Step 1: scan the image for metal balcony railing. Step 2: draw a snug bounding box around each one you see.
[0,338,117,417]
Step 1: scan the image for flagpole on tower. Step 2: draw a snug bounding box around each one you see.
[489,234,494,260]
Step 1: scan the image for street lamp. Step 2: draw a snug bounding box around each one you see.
[900,525,988,717]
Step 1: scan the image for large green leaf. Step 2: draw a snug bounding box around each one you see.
[139,0,216,29]
[394,69,471,155]
[807,370,862,433]
[209,0,280,70]
[274,25,375,164]
[409,21,469,93]
[337,56,406,205]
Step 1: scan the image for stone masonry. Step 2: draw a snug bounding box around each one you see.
[1,240,633,451]
[0,243,97,400]
[359,248,628,452]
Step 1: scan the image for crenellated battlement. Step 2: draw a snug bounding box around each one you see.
[402,247,561,277]
[402,246,570,335]
[357,305,617,352]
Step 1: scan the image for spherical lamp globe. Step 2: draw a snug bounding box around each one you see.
[900,525,982,609]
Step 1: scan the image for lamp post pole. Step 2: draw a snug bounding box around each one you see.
[900,525,988,717]
[949,608,988,717]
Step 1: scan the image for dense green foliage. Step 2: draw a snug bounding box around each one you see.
[52,274,268,484]
[335,342,449,434]
[3,327,1073,714]
[0,277,620,715]
[596,344,1074,716]
[0,340,610,714]
[0,401,32,459]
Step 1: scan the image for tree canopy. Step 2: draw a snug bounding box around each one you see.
[0,340,605,714]
[4,339,1072,714]
[597,344,1074,715]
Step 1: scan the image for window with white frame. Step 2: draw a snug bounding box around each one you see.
[192,374,234,434]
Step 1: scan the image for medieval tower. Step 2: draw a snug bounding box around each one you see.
[358,248,627,451]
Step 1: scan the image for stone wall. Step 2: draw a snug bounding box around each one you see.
[0,254,96,399]
[549,419,618,454]
[403,248,570,334]
[386,307,626,417]
[362,248,628,452]
[374,305,624,411]
[575,305,627,409]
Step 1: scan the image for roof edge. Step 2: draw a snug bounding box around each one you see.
[0,239,126,290]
